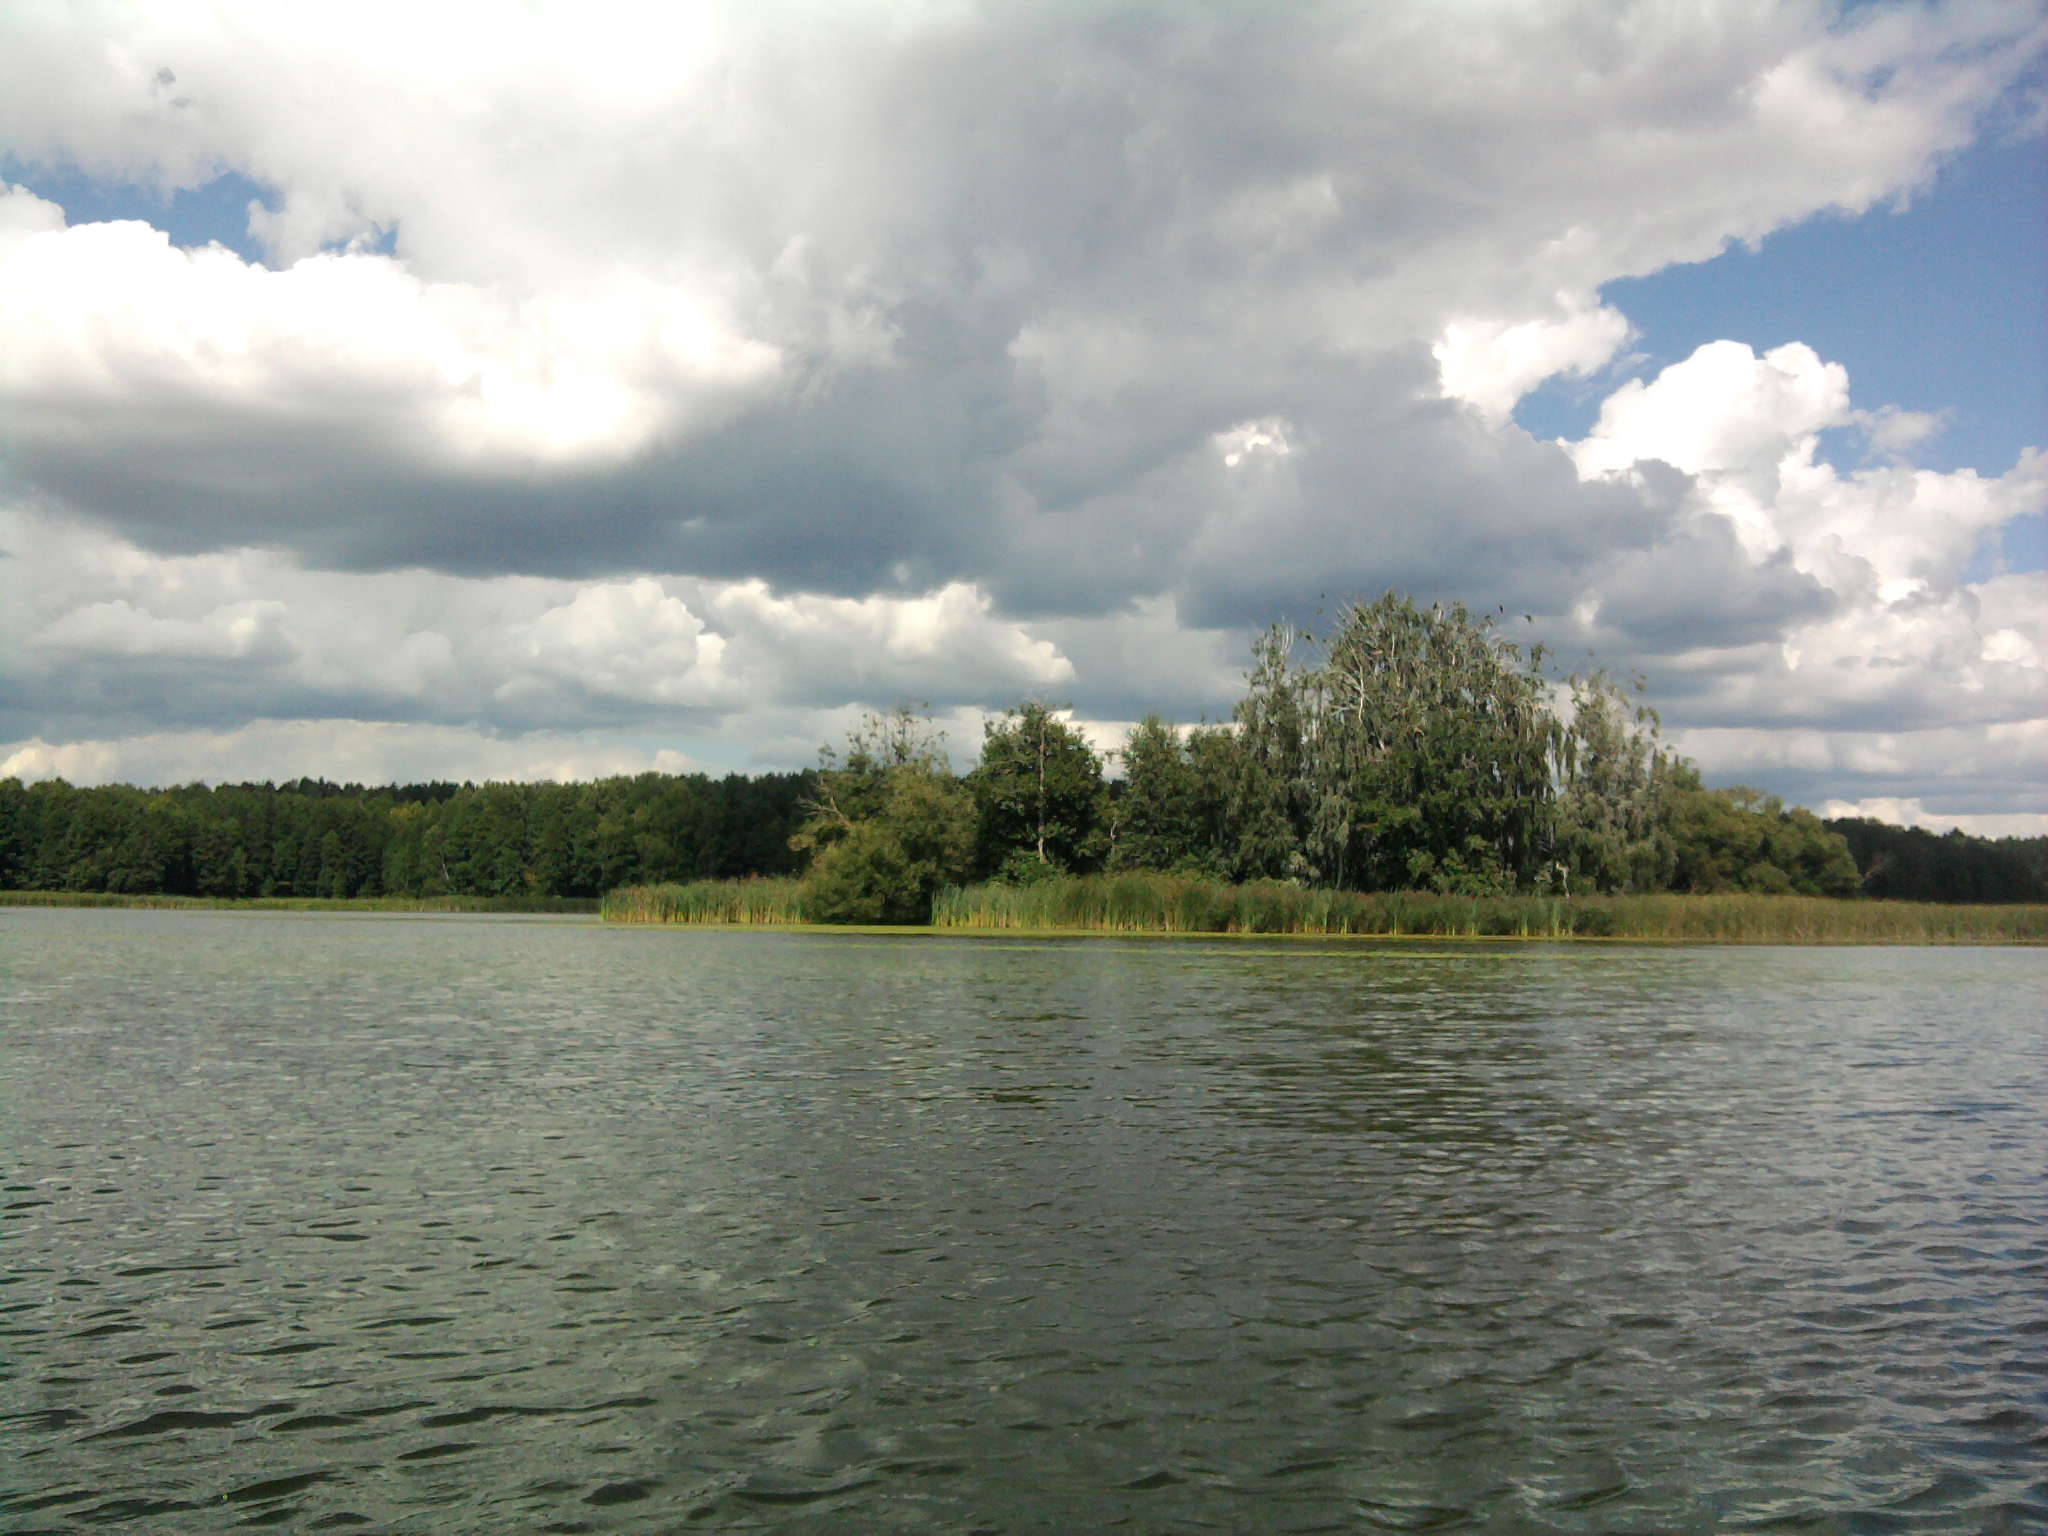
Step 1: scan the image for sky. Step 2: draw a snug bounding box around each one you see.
[0,0,2043,835]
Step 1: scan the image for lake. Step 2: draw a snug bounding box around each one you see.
[2,909,2042,1533]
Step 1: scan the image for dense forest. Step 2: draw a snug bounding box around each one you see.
[2,595,2041,907]
[1825,817,2047,905]
[0,772,811,900]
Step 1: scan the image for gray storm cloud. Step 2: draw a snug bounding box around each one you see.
[0,0,2042,822]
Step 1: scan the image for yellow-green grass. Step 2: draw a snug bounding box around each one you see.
[0,890,599,914]
[933,875,2045,942]
[603,873,2045,943]
[601,878,810,926]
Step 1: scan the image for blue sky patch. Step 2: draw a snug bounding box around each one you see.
[1515,133,2046,486]
[2,160,280,264]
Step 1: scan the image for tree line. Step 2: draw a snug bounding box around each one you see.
[786,594,2044,920]
[1827,817,2047,905]
[0,772,811,899]
[3,595,2040,908]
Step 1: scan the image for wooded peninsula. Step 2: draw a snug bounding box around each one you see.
[4,597,2042,937]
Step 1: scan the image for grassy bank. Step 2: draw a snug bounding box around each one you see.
[605,873,2046,943]
[601,878,809,925]
[933,875,2047,943]
[0,890,600,914]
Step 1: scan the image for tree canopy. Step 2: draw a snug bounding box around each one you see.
[967,701,1106,880]
[791,707,975,923]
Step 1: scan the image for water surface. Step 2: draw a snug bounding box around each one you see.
[3,910,2042,1532]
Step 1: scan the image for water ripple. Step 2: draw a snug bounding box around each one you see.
[0,911,2041,1532]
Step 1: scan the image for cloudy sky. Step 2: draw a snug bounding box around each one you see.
[1,0,2042,832]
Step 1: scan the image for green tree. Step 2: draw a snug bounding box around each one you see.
[799,769,976,923]
[793,708,975,923]
[1225,627,1318,881]
[1665,773,1859,897]
[968,701,1107,879]
[1550,670,1677,893]
[0,778,31,889]
[711,772,812,878]
[1224,595,1553,891]
[1108,715,1205,872]
[1828,817,2047,903]
[1319,594,1552,892]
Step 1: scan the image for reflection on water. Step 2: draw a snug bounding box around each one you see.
[2,911,2043,1533]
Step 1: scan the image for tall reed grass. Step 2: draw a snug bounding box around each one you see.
[929,873,2046,944]
[601,879,810,925]
[595,871,2044,942]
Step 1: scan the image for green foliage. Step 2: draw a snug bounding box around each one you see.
[1217,594,1552,891]
[791,708,976,923]
[1316,593,1552,891]
[1550,670,1678,893]
[929,873,2045,943]
[1107,715,1212,874]
[1827,817,2048,903]
[801,771,975,923]
[1664,770,1861,897]
[967,701,1106,877]
[1220,628,1316,881]
[0,771,811,901]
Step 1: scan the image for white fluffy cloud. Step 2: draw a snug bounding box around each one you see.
[0,0,2042,828]
[0,502,1085,743]
[1552,340,2046,829]
[1,1,2036,574]
[0,198,783,469]
[503,580,730,710]
[1561,342,2044,722]
[1434,297,1633,427]
[1678,717,2047,824]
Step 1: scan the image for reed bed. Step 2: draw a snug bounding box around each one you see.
[929,874,2046,944]
[602,879,810,926]
[598,872,2044,941]
[0,890,599,914]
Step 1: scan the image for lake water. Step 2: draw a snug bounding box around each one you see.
[2,909,2042,1534]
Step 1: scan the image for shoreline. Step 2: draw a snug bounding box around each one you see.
[599,918,2046,947]
[0,891,599,915]
[602,877,2048,946]
[9,888,2040,945]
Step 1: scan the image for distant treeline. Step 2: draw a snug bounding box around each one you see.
[3,597,2042,909]
[1826,818,2046,905]
[1,770,2040,907]
[0,773,811,900]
